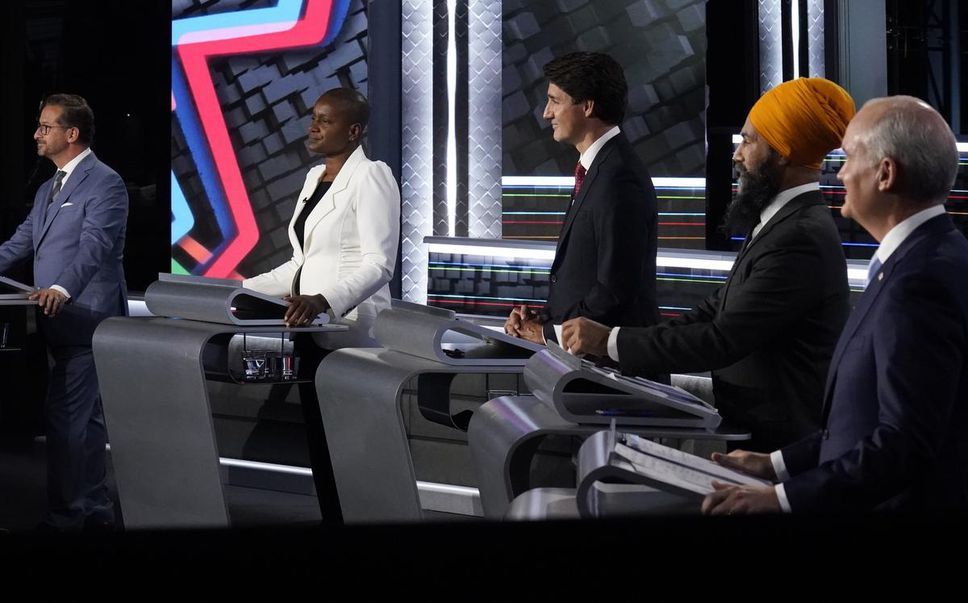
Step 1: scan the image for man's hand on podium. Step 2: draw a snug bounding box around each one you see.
[505,304,544,344]
[711,450,777,481]
[701,482,781,515]
[561,316,609,357]
[283,294,329,327]
[29,288,68,317]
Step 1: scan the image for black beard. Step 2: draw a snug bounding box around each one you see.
[722,158,783,236]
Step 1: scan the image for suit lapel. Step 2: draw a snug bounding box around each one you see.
[820,213,956,416]
[719,191,824,311]
[38,153,95,248]
[301,146,365,244]
[551,138,618,272]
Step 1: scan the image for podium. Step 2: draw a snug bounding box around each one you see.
[315,301,542,522]
[0,277,43,437]
[469,346,749,518]
[93,275,346,529]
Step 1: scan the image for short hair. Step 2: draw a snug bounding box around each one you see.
[41,93,95,145]
[859,96,958,205]
[543,52,628,125]
[318,87,370,130]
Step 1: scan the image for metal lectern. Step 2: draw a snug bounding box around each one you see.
[93,275,346,529]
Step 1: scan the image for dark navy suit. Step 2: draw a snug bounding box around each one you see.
[0,151,128,527]
[781,213,968,511]
[543,134,660,341]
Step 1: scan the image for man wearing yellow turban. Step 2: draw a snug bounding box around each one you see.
[562,78,854,453]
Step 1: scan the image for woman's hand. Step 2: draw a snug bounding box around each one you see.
[282,294,330,327]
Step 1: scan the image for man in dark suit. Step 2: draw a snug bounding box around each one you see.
[505,52,659,347]
[562,78,855,452]
[703,96,968,513]
[0,94,128,530]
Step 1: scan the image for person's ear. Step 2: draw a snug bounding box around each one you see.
[348,123,362,142]
[876,157,897,192]
[582,99,595,118]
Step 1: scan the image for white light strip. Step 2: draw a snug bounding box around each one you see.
[427,241,557,260]
[791,0,801,78]
[847,267,868,282]
[501,176,707,188]
[446,0,458,236]
[656,255,735,272]
[734,137,968,155]
[219,457,313,476]
[502,176,574,187]
[415,480,480,497]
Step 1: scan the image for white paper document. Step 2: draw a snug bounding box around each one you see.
[612,433,771,496]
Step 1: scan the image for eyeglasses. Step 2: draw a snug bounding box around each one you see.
[35,123,73,136]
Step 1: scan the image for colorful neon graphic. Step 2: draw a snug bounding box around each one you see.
[171,0,350,277]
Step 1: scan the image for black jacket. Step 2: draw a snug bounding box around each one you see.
[543,134,660,341]
[617,191,849,452]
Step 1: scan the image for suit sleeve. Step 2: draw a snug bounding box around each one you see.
[0,208,37,274]
[616,230,833,375]
[570,172,652,326]
[317,162,400,318]
[53,172,128,297]
[781,269,966,511]
[243,257,300,297]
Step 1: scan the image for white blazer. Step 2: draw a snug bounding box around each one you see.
[243,146,400,337]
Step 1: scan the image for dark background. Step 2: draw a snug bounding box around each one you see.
[0,0,170,293]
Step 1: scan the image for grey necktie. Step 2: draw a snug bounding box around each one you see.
[47,170,66,205]
[867,256,882,285]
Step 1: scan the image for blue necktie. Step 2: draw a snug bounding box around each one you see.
[867,256,882,285]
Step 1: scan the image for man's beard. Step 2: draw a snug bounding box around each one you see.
[722,156,783,236]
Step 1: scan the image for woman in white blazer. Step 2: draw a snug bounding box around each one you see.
[244,88,400,345]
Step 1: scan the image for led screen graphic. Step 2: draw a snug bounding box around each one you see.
[171,0,364,278]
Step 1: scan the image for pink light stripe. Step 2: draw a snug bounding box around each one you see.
[178,0,334,278]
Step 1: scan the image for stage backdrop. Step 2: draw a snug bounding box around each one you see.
[171,0,366,279]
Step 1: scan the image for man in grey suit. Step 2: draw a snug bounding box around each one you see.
[0,94,128,530]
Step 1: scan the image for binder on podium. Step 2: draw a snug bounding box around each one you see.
[524,342,722,429]
[144,273,330,326]
[575,425,771,516]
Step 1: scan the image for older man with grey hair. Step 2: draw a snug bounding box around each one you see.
[703,95,968,514]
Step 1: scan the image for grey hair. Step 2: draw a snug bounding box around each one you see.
[857,96,958,205]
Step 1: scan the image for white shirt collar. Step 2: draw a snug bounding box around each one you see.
[579,126,621,170]
[57,147,93,186]
[874,204,946,265]
[751,181,819,239]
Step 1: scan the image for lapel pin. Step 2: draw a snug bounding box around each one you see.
[878,273,883,281]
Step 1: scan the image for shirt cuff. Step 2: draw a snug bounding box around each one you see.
[770,450,791,481]
[774,483,792,513]
[551,324,560,347]
[607,327,620,362]
[49,285,71,299]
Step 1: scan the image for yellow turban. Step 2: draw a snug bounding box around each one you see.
[748,77,856,170]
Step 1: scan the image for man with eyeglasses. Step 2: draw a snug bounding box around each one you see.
[0,93,128,531]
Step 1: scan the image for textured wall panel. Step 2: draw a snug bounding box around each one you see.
[502,0,707,180]
[758,0,783,93]
[468,0,504,239]
[401,0,434,303]
[807,0,825,78]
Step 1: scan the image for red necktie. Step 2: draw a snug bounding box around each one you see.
[573,162,586,200]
